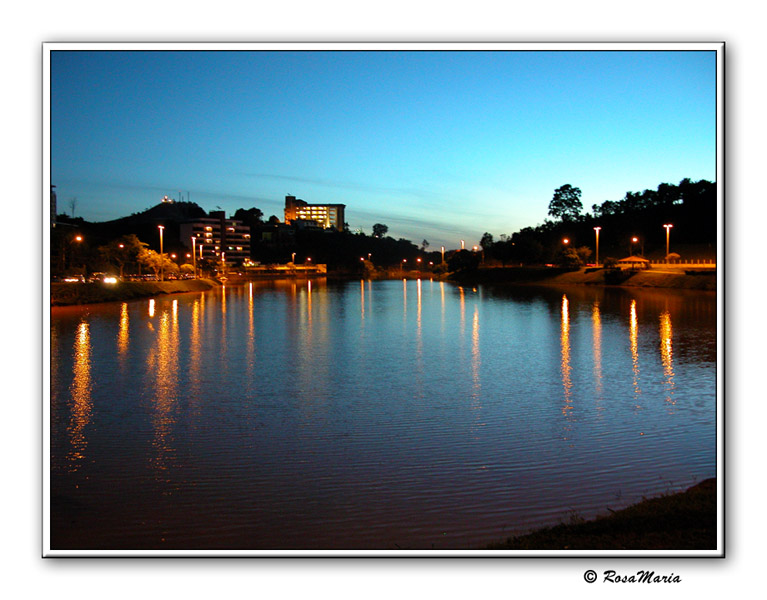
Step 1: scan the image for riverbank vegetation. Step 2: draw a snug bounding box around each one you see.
[487,478,716,551]
[50,278,218,306]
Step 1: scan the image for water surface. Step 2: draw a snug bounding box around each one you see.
[49,279,717,550]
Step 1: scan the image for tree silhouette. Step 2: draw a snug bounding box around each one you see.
[548,184,583,222]
[372,223,388,238]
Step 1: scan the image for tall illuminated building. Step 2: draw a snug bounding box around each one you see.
[284,195,345,231]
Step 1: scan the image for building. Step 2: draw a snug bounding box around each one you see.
[180,211,251,265]
[284,195,346,231]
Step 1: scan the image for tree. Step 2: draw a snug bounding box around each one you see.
[98,234,147,277]
[556,247,582,270]
[548,184,583,222]
[137,248,177,280]
[372,223,388,238]
[421,239,430,251]
[233,207,264,225]
[447,249,480,272]
[575,245,592,265]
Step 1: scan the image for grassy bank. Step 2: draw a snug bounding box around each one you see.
[451,266,716,291]
[487,478,717,551]
[50,278,219,306]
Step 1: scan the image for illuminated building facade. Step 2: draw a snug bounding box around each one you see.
[284,195,346,231]
[181,211,251,264]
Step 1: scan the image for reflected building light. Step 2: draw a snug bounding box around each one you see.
[417,277,422,310]
[659,310,676,406]
[402,278,407,319]
[190,298,201,389]
[630,299,641,403]
[415,278,424,365]
[592,301,603,399]
[118,302,129,360]
[360,279,365,321]
[560,294,573,411]
[172,299,178,324]
[148,298,155,317]
[67,321,92,471]
[247,284,255,379]
[440,281,446,330]
[459,286,465,335]
[148,309,179,478]
[471,305,481,405]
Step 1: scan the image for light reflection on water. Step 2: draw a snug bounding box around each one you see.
[49,279,717,550]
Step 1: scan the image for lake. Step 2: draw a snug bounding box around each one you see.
[48,278,718,551]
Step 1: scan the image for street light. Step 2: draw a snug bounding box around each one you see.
[460,240,465,250]
[191,237,197,278]
[158,225,165,282]
[593,227,601,267]
[562,238,570,245]
[663,224,673,260]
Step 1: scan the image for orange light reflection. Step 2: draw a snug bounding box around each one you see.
[560,294,573,412]
[67,321,93,471]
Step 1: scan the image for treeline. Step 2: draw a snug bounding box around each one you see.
[480,178,716,266]
[50,177,716,278]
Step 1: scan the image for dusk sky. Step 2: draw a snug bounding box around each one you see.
[50,47,717,249]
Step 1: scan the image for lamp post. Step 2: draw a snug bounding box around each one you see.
[593,227,601,267]
[663,224,673,260]
[460,240,465,250]
[158,225,165,282]
[191,237,197,278]
[441,246,445,264]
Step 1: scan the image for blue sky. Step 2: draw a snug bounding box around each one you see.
[50,48,717,249]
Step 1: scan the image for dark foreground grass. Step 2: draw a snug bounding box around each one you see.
[487,479,717,550]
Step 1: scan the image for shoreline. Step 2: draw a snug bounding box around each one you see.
[50,278,220,306]
[450,265,716,291]
[487,478,717,551]
[49,266,716,306]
